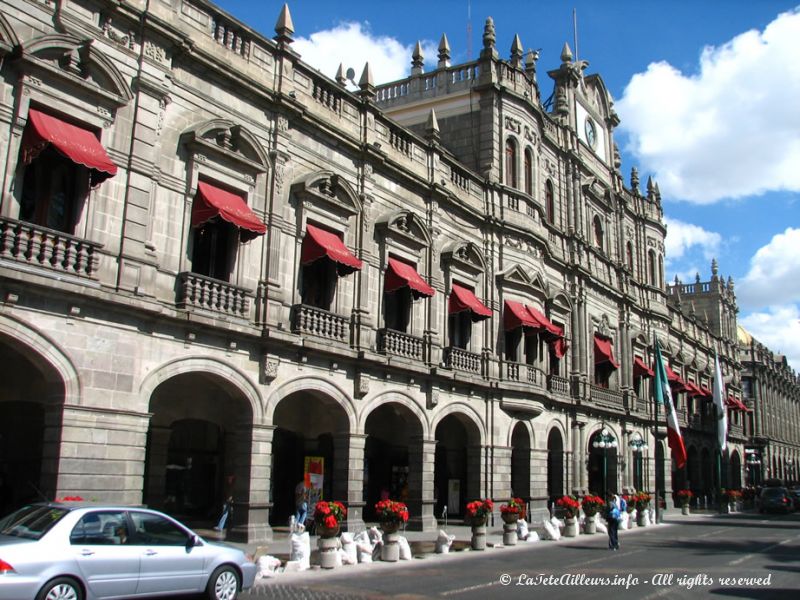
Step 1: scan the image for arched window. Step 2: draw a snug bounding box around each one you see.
[658,255,664,288]
[505,138,517,188]
[524,148,533,195]
[648,250,657,286]
[545,180,555,224]
[593,216,604,251]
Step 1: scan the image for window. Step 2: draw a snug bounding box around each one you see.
[449,311,472,349]
[385,286,412,332]
[18,109,117,235]
[128,511,190,546]
[383,257,434,334]
[593,334,619,388]
[70,511,129,546]
[447,283,490,350]
[626,242,634,272]
[593,216,604,250]
[505,138,517,188]
[301,255,336,310]
[505,327,522,361]
[545,180,555,224]
[299,223,361,311]
[648,250,657,286]
[191,219,235,281]
[524,148,533,195]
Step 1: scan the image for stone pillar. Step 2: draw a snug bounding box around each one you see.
[571,420,582,495]
[579,422,588,493]
[144,425,171,507]
[229,423,272,543]
[530,447,549,514]
[493,445,512,501]
[466,444,484,506]
[407,436,437,531]
[334,433,366,533]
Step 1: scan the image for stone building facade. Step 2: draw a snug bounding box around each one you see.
[0,0,782,542]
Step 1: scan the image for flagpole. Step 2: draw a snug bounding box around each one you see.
[653,334,660,524]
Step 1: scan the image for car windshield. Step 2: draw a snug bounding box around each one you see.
[762,488,786,498]
[0,505,70,540]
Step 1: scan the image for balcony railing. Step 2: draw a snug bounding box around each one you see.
[292,304,349,344]
[0,217,101,278]
[589,384,624,408]
[378,328,424,361]
[504,361,544,385]
[547,374,570,396]
[443,347,481,374]
[176,272,251,318]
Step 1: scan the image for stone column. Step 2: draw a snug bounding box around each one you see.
[334,433,366,533]
[229,423,272,543]
[466,444,484,506]
[408,436,437,531]
[144,425,171,508]
[571,420,582,495]
[493,445,513,501]
[579,422,588,493]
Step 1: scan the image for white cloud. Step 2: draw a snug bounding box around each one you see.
[737,227,800,308]
[740,305,800,373]
[293,22,437,87]
[617,9,800,203]
[664,217,721,262]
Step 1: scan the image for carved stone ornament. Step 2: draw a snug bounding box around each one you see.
[277,115,289,133]
[143,40,167,64]
[427,387,439,409]
[355,373,370,398]
[504,116,522,133]
[262,354,280,382]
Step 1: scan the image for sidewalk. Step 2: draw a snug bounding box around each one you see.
[205,508,739,585]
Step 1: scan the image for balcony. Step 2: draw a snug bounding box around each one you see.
[292,304,349,344]
[443,347,481,375]
[0,217,101,279]
[504,361,545,386]
[378,328,424,361]
[176,272,251,318]
[589,385,624,409]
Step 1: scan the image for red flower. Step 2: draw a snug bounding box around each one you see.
[323,515,337,529]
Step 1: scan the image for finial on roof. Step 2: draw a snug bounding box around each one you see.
[630,167,640,194]
[510,34,524,67]
[335,63,347,87]
[274,4,294,44]
[411,41,424,75]
[561,42,573,63]
[711,258,719,278]
[483,17,496,49]
[695,272,701,284]
[727,275,735,291]
[525,48,539,78]
[438,34,451,68]
[426,108,440,142]
[358,62,375,98]
[646,176,655,200]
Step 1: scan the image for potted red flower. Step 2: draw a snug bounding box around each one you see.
[676,489,693,514]
[314,500,347,537]
[500,497,525,524]
[465,499,494,525]
[580,494,605,517]
[556,495,580,518]
[374,499,409,534]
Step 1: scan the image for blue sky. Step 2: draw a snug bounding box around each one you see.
[217,1,800,370]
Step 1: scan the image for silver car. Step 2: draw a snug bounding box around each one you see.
[0,503,257,600]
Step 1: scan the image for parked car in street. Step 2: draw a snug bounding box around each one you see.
[757,487,794,514]
[0,502,256,600]
[789,487,800,511]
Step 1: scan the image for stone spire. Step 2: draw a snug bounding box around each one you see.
[560,42,573,64]
[711,258,719,280]
[438,34,451,68]
[481,17,497,59]
[358,62,375,99]
[425,108,440,143]
[335,63,347,87]
[646,176,656,201]
[510,34,524,68]
[274,3,294,45]
[411,41,424,75]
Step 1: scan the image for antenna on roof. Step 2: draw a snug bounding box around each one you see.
[573,8,579,66]
[467,0,472,61]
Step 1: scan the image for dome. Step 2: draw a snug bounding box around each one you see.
[737,325,752,345]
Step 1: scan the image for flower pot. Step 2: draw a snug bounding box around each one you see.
[681,504,690,516]
[318,535,339,568]
[316,524,340,538]
[637,510,648,527]
[583,515,596,534]
[563,516,578,537]
[381,530,400,562]
[380,521,401,535]
[501,512,520,525]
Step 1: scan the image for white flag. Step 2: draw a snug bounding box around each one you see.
[712,353,727,451]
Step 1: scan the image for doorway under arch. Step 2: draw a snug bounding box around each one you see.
[511,423,531,502]
[547,428,564,503]
[434,413,481,518]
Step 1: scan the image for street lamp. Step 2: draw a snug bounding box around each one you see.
[630,436,649,491]
[746,454,761,487]
[593,427,618,498]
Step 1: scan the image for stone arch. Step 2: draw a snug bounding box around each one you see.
[0,313,80,405]
[181,118,271,170]
[587,423,620,497]
[546,423,566,500]
[430,402,486,444]
[509,420,534,501]
[266,375,356,431]
[505,418,535,447]
[0,12,21,47]
[360,390,429,436]
[139,356,263,423]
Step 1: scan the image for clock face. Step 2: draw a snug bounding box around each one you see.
[584,117,597,149]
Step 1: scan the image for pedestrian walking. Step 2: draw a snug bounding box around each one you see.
[605,492,621,550]
[294,479,309,526]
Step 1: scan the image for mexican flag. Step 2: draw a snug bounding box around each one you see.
[654,340,687,469]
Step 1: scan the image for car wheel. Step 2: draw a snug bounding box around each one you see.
[36,577,84,600]
[206,565,240,600]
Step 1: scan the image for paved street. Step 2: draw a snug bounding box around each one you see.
[239,511,800,600]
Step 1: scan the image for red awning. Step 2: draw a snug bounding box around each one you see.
[594,334,619,369]
[301,224,362,275]
[192,181,267,241]
[503,300,539,331]
[449,283,492,321]
[684,381,704,397]
[725,395,739,410]
[633,356,654,378]
[665,364,688,391]
[699,386,713,398]
[385,257,435,298]
[22,108,117,186]
[526,305,562,337]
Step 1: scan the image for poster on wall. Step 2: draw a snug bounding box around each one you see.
[304,456,324,505]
